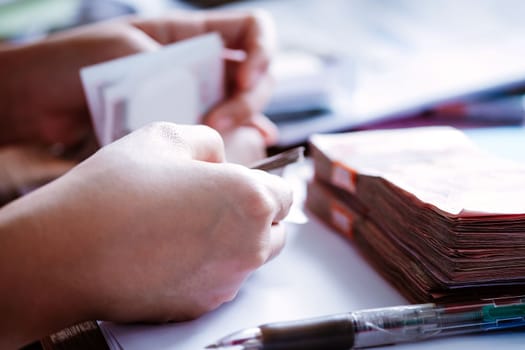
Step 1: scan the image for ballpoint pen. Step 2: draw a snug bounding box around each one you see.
[206,297,525,349]
[249,146,305,172]
[434,94,525,124]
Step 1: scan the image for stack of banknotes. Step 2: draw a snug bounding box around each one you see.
[307,126,525,302]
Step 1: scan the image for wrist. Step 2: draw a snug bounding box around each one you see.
[0,185,96,348]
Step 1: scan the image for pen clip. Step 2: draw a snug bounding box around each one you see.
[476,296,525,330]
[481,295,525,307]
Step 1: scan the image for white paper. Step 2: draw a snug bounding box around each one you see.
[80,33,224,145]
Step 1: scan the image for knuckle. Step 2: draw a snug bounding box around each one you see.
[197,288,240,315]
[223,167,284,224]
[243,11,259,30]
[279,179,294,211]
[142,121,185,144]
[185,305,210,320]
[231,95,254,123]
[102,25,143,52]
[223,288,240,303]
[142,122,224,151]
[248,9,272,31]
[212,287,240,307]
[239,180,275,220]
[233,250,267,277]
[143,121,179,137]
[239,228,273,269]
[247,249,269,269]
[193,124,224,148]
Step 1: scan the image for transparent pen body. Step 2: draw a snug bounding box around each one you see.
[352,300,525,348]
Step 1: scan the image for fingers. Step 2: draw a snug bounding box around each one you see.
[128,11,278,146]
[199,10,276,91]
[129,13,205,45]
[249,172,291,263]
[251,169,293,223]
[204,73,275,135]
[236,10,276,90]
[227,166,292,264]
[266,222,287,262]
[217,161,292,227]
[249,114,279,146]
[222,126,266,165]
[129,10,276,90]
[121,122,226,163]
[153,123,226,163]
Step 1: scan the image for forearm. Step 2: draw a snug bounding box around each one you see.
[0,184,95,348]
[0,44,30,145]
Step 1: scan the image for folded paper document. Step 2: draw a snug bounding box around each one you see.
[307,126,525,302]
[80,33,224,145]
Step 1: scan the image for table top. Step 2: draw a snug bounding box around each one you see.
[23,1,525,348]
[97,126,525,350]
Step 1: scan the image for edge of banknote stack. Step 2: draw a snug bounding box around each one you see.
[306,126,525,303]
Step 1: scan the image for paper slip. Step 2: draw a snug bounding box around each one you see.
[80,33,224,145]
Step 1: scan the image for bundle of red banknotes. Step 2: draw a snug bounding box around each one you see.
[307,126,525,302]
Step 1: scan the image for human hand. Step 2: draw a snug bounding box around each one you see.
[222,126,266,165]
[130,10,279,145]
[0,10,277,149]
[0,123,292,347]
[62,123,290,322]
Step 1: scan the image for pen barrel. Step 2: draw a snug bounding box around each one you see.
[464,96,525,123]
[259,314,355,350]
[351,303,440,348]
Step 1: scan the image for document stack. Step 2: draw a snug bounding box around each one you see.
[307,127,525,302]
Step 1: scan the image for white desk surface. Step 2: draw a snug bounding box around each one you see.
[101,127,525,349]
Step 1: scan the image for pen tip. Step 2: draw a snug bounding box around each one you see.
[205,344,218,349]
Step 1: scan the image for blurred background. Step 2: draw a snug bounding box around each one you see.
[3,0,525,65]
[3,0,525,149]
[3,0,525,53]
